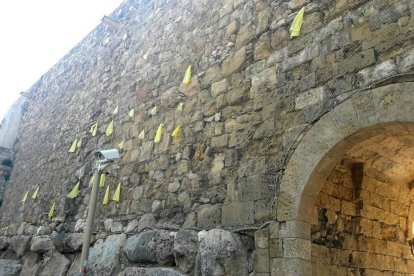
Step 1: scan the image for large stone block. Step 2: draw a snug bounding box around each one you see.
[30,236,55,253]
[173,230,199,273]
[39,251,70,276]
[89,234,126,275]
[0,259,22,276]
[195,229,248,275]
[9,235,30,257]
[222,46,247,77]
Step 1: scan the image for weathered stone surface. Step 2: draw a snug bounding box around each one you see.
[124,231,157,263]
[0,236,9,250]
[51,232,83,253]
[295,87,325,110]
[222,46,247,76]
[173,230,199,273]
[124,230,174,265]
[137,213,156,233]
[0,259,22,276]
[9,235,30,257]
[20,252,40,276]
[39,251,70,276]
[119,267,186,276]
[88,234,126,275]
[125,219,139,233]
[195,229,248,275]
[30,236,55,252]
[197,204,222,228]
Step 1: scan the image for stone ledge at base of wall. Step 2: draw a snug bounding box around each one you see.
[0,228,255,276]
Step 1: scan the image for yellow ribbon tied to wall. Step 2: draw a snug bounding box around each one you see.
[150,106,158,116]
[48,202,55,219]
[99,174,106,188]
[128,109,135,118]
[118,140,125,150]
[22,192,28,204]
[68,181,80,198]
[89,174,95,187]
[68,138,78,153]
[103,186,110,205]
[171,125,181,138]
[32,186,40,199]
[77,139,82,149]
[113,106,119,115]
[138,130,145,140]
[177,103,184,111]
[182,65,191,85]
[154,123,164,144]
[290,7,305,38]
[90,122,98,137]
[113,183,121,202]
[105,120,114,136]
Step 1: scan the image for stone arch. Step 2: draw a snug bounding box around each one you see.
[273,82,414,274]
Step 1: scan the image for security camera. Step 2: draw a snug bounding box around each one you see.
[94,149,120,170]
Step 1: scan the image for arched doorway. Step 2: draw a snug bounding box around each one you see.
[274,82,414,274]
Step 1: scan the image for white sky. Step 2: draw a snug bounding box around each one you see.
[0,0,124,120]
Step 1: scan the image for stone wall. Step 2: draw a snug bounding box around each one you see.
[0,0,414,275]
[312,164,414,275]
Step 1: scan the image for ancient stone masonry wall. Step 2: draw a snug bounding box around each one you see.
[0,0,414,274]
[312,164,414,275]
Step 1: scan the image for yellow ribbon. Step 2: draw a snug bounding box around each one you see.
[103,186,110,205]
[68,139,78,153]
[68,181,80,198]
[48,202,55,219]
[32,186,40,199]
[105,121,114,136]
[22,192,28,204]
[154,123,164,144]
[183,65,192,84]
[113,183,121,202]
[99,174,106,188]
[171,125,181,138]
[113,106,119,115]
[290,7,305,37]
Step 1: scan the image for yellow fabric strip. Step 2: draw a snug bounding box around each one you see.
[89,174,95,187]
[22,192,28,204]
[171,125,181,137]
[290,7,305,37]
[138,130,145,140]
[150,106,158,116]
[68,139,78,153]
[177,103,184,111]
[154,123,164,144]
[99,174,106,188]
[90,122,98,137]
[183,65,191,84]
[113,183,121,202]
[105,121,114,136]
[76,139,82,149]
[128,109,135,118]
[48,202,55,219]
[32,186,40,199]
[113,105,119,115]
[103,186,110,205]
[68,181,80,199]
